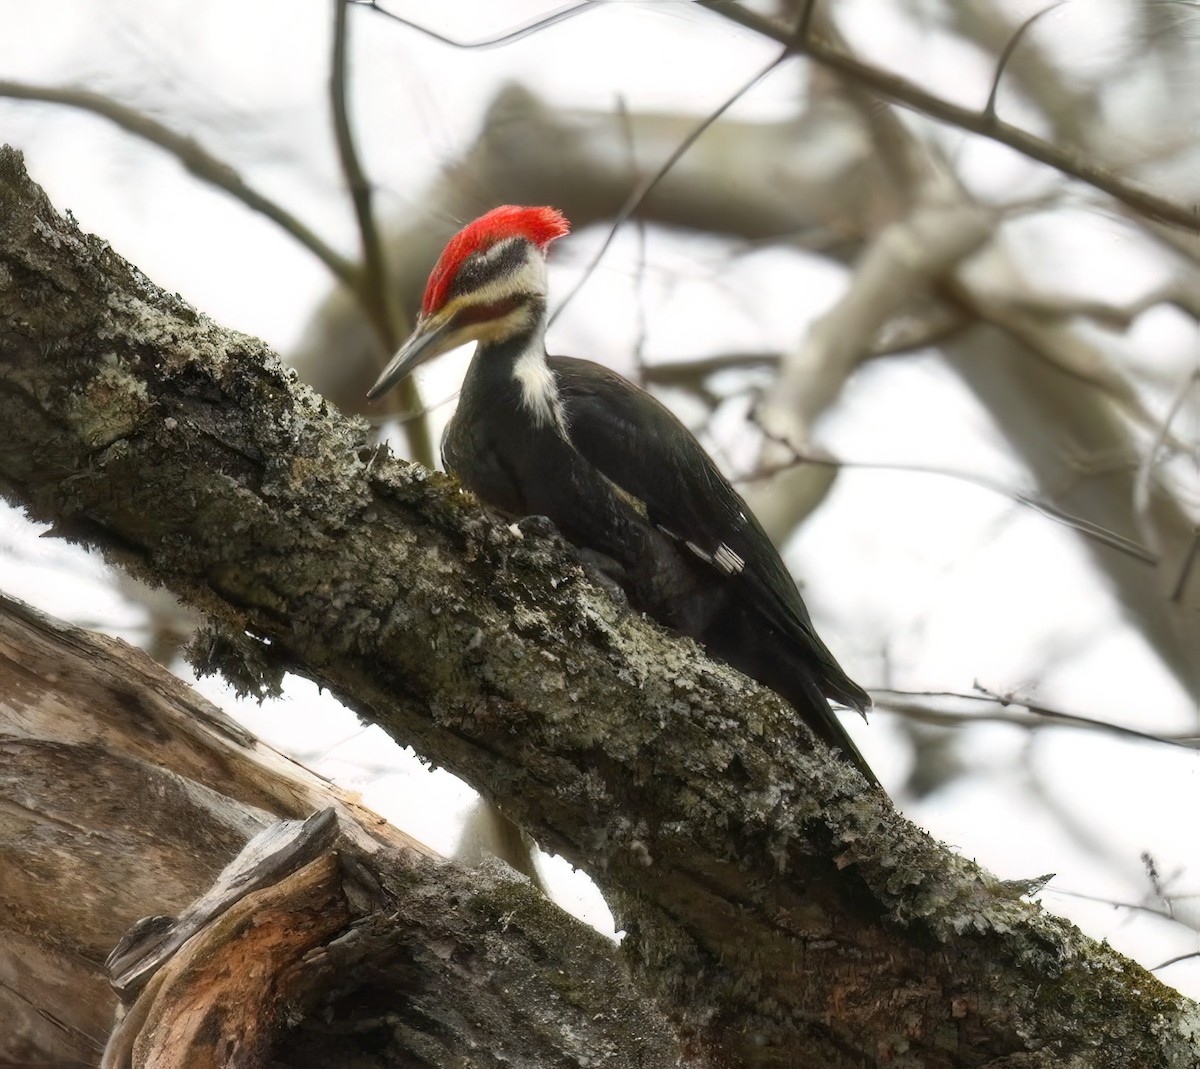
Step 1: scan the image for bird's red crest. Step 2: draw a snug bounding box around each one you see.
[421,205,570,316]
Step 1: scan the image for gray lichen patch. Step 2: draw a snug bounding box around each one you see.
[64,362,151,449]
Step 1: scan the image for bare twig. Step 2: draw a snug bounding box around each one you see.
[330,0,434,466]
[795,0,817,43]
[1133,368,1199,554]
[1170,533,1200,606]
[1153,951,1200,972]
[643,352,780,399]
[1050,886,1177,923]
[746,438,1159,566]
[351,0,597,49]
[549,46,793,325]
[948,0,1096,144]
[332,0,393,347]
[697,1,1198,230]
[641,307,967,401]
[1004,285,1193,330]
[983,3,1065,119]
[952,284,1192,454]
[873,686,1194,749]
[0,80,359,290]
[614,94,651,387]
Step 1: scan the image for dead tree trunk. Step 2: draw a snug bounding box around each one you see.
[1,144,1196,1067]
[0,593,675,1067]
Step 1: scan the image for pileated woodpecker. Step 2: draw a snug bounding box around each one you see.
[369,206,877,786]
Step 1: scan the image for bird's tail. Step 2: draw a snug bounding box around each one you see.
[708,607,880,788]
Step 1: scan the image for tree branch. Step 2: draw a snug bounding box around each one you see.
[697,1,1198,230]
[330,0,393,347]
[2,144,1195,1068]
[747,194,996,542]
[0,79,360,291]
[0,593,675,1068]
[329,0,434,467]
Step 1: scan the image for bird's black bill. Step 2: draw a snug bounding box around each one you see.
[367,317,454,400]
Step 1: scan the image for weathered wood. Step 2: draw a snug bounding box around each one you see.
[105,809,342,1002]
[108,852,352,1069]
[0,592,678,1068]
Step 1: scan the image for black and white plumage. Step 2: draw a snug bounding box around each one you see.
[368,206,877,786]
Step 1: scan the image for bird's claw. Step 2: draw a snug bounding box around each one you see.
[572,548,631,611]
[517,514,558,538]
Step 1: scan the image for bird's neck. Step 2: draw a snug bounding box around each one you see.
[471,303,564,431]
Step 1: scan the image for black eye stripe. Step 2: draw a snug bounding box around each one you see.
[447,238,529,301]
[452,294,528,326]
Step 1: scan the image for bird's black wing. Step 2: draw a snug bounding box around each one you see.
[550,355,871,717]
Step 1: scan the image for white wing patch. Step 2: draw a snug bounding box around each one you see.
[680,537,745,576]
[712,542,746,575]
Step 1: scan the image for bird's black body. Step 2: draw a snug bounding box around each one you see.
[368,205,877,786]
[444,331,877,785]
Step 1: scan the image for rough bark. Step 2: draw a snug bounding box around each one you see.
[0,592,677,1069]
[2,145,1198,1067]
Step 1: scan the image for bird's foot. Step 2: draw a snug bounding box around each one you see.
[572,548,631,611]
[515,514,559,539]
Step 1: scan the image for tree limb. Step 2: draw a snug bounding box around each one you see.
[2,144,1196,1068]
[0,593,675,1068]
[327,0,434,468]
[0,80,359,290]
[697,1,1198,230]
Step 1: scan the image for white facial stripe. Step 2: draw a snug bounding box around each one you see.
[513,340,565,429]
[441,240,563,428]
[458,239,547,308]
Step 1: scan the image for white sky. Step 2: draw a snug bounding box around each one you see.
[1,0,1198,998]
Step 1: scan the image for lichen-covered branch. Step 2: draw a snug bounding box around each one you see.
[2,145,1196,1067]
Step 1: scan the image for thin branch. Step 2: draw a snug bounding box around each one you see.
[351,0,597,49]
[643,352,780,398]
[746,437,1159,565]
[1153,952,1200,971]
[984,3,1065,119]
[0,80,360,292]
[647,303,967,385]
[795,0,817,43]
[1133,368,1199,553]
[1170,532,1200,605]
[332,0,393,348]
[1049,886,1180,924]
[696,1,1198,230]
[549,46,793,325]
[613,93,651,387]
[949,283,1193,454]
[329,1,435,467]
[873,686,1195,750]
[1005,284,1194,330]
[640,306,967,401]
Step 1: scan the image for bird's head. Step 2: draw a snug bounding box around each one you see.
[367,205,570,400]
